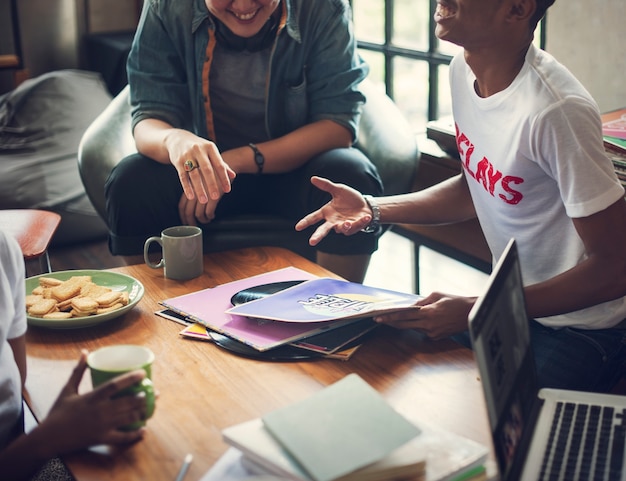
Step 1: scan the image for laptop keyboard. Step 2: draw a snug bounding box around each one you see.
[539,401,626,480]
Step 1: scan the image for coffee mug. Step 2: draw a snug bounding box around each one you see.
[87,345,156,431]
[144,225,203,280]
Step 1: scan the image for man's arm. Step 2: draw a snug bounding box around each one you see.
[376,172,477,225]
[297,172,477,246]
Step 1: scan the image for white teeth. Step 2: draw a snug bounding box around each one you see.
[234,11,256,20]
[435,3,455,19]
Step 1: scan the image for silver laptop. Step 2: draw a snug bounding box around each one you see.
[468,238,626,481]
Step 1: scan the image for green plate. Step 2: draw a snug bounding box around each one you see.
[25,270,144,329]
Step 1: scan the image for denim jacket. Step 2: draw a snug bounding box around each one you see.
[127,0,369,143]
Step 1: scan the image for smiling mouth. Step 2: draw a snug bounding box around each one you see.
[435,2,456,20]
[231,10,258,21]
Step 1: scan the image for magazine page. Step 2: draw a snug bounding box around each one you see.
[226,278,422,323]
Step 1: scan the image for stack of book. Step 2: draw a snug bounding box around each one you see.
[602,108,626,190]
[158,267,422,361]
[216,374,490,481]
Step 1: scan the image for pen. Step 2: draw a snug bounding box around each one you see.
[175,453,193,481]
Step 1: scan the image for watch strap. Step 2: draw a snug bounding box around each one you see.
[361,195,381,233]
[248,143,264,175]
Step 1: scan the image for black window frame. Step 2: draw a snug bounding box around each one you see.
[352,0,548,128]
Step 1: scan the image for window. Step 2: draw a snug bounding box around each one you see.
[351,0,546,133]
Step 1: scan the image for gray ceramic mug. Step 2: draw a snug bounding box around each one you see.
[144,226,203,280]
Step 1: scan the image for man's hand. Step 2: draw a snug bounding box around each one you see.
[374,292,477,340]
[295,176,374,245]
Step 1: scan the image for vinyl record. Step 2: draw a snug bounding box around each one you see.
[230,280,305,306]
[218,279,319,360]
[208,332,323,361]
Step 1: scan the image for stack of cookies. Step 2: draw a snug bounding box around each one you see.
[26,275,130,319]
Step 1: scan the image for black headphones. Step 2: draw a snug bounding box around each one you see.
[213,14,278,53]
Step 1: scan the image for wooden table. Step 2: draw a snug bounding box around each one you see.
[25,247,493,481]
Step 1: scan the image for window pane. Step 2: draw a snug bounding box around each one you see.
[359,49,385,87]
[437,64,453,120]
[532,22,543,48]
[352,0,385,45]
[392,0,430,51]
[437,38,462,57]
[352,0,548,134]
[393,57,429,133]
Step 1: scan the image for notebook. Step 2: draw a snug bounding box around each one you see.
[468,238,626,481]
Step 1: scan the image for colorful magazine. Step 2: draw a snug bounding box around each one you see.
[226,277,422,323]
[602,107,626,141]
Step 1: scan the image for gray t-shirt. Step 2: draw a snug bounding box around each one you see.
[210,44,271,151]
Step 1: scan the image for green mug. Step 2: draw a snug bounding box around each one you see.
[87,345,156,431]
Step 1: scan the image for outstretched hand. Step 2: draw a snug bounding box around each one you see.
[295,176,374,245]
[40,351,149,455]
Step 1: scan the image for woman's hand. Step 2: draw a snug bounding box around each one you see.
[178,193,220,226]
[165,129,236,205]
[295,176,374,245]
[374,292,477,340]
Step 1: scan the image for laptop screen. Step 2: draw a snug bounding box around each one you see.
[468,239,540,480]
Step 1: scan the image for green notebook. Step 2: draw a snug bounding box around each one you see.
[261,373,421,481]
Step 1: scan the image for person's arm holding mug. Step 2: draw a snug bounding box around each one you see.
[0,347,148,481]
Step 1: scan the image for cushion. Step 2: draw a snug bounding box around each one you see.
[0,70,112,245]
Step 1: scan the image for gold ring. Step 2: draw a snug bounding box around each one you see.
[183,159,198,172]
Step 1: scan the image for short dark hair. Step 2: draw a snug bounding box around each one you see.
[530,0,556,29]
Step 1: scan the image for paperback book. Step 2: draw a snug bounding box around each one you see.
[221,374,489,481]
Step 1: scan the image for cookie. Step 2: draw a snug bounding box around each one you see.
[25,294,44,308]
[80,283,112,298]
[38,277,63,287]
[96,291,123,308]
[71,297,99,314]
[43,311,73,320]
[97,303,124,315]
[51,282,83,302]
[28,298,58,317]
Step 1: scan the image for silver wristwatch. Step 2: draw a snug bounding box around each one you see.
[361,195,381,233]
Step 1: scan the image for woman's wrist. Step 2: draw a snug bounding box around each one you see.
[248,143,265,175]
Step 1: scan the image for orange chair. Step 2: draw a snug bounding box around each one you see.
[1,209,61,276]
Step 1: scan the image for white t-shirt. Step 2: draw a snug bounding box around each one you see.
[450,44,626,329]
[0,230,27,448]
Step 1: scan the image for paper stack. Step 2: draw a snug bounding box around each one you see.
[221,374,489,481]
[602,108,626,191]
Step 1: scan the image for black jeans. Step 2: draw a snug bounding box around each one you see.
[529,319,626,392]
[105,147,383,256]
[454,319,626,392]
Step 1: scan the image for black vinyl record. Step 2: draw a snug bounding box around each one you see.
[208,332,324,361]
[216,279,322,361]
[230,279,305,306]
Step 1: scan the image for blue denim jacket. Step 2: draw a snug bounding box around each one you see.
[127,0,369,143]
